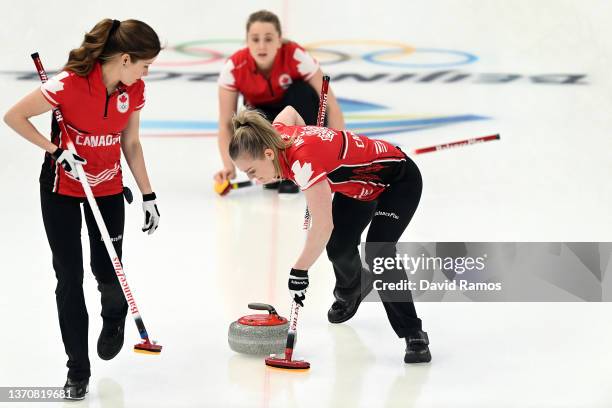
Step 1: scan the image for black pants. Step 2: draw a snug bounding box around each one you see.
[40,189,127,381]
[325,156,423,338]
[255,80,320,126]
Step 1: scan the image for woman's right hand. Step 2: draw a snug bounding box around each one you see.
[214,166,236,184]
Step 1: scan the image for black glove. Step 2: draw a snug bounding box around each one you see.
[288,268,309,306]
[51,147,87,180]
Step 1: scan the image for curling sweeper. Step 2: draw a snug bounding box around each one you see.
[263,75,331,370]
[228,303,289,355]
[32,52,162,356]
[264,301,310,370]
[214,179,254,196]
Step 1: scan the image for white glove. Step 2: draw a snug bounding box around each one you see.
[288,268,309,307]
[142,192,160,235]
[51,147,87,180]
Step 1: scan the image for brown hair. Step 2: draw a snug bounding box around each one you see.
[64,19,161,76]
[229,108,293,178]
[246,10,282,37]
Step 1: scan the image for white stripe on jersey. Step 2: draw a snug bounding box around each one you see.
[300,171,328,190]
[64,163,121,187]
[41,88,59,105]
[340,131,349,159]
[374,140,388,154]
[356,187,373,198]
[328,179,387,188]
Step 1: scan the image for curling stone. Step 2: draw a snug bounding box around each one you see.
[228,303,289,355]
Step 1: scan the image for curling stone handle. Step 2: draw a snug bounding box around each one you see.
[248,303,278,315]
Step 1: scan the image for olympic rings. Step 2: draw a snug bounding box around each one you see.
[168,39,479,69]
[363,48,479,68]
[154,46,224,67]
[303,48,351,65]
[303,39,416,66]
[173,39,244,58]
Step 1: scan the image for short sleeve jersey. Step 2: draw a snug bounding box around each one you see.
[39,62,146,197]
[274,123,408,201]
[217,41,319,106]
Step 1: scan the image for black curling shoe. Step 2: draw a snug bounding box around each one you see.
[263,181,280,190]
[278,180,300,194]
[63,377,89,400]
[97,318,125,360]
[404,330,431,363]
[327,296,363,324]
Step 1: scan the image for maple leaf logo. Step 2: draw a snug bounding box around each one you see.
[116,92,129,113]
[43,71,69,94]
[299,126,336,141]
[293,48,317,77]
[291,160,313,188]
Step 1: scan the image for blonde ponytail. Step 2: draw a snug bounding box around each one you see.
[229,109,292,178]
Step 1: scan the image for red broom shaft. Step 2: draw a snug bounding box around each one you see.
[316,75,330,127]
[415,134,500,154]
[304,75,331,230]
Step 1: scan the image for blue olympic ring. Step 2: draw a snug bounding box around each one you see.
[362,48,478,69]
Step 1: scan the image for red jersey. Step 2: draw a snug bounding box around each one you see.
[218,41,319,106]
[39,62,145,197]
[274,123,408,201]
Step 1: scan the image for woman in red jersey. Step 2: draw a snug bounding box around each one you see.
[4,19,161,400]
[228,106,431,364]
[214,9,345,193]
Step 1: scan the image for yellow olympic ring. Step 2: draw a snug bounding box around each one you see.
[303,39,415,63]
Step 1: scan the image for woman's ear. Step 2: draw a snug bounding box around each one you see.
[264,148,275,160]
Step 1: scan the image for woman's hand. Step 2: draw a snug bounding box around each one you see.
[214,165,236,184]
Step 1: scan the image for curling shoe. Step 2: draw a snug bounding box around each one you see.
[328,273,375,324]
[278,180,300,194]
[63,377,89,400]
[404,330,431,363]
[97,318,125,360]
[263,181,280,190]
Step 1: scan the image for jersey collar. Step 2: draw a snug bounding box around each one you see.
[91,62,127,95]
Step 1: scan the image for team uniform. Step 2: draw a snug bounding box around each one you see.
[218,41,322,125]
[39,62,145,381]
[275,122,424,338]
[40,62,145,197]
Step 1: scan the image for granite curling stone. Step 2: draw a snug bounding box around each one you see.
[228,303,290,355]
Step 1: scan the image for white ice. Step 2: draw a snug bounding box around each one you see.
[1,0,611,407]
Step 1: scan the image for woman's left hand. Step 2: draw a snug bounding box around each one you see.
[142,192,160,235]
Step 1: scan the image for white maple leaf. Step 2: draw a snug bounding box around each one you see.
[291,160,313,188]
[293,48,317,77]
[218,59,236,88]
[43,71,69,94]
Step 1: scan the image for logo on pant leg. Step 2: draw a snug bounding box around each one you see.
[374,211,399,220]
